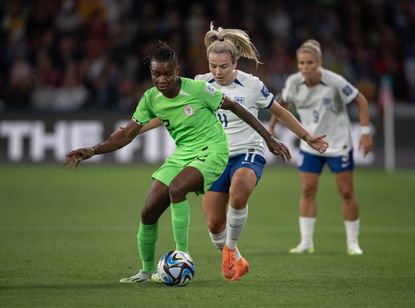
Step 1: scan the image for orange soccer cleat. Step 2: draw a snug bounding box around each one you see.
[222,244,237,279]
[231,256,249,281]
[222,245,250,280]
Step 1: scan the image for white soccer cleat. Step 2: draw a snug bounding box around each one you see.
[151,272,163,283]
[289,243,315,254]
[120,270,153,283]
[347,243,363,255]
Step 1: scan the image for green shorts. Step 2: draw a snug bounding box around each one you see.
[152,143,229,195]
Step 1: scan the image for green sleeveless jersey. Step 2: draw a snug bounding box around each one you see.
[133,77,228,153]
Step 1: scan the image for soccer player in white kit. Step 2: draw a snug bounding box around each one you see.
[198,24,328,280]
[269,39,373,255]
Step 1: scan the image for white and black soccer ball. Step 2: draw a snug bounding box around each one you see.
[157,250,195,286]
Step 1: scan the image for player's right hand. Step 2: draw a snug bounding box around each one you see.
[266,137,291,162]
[63,148,94,169]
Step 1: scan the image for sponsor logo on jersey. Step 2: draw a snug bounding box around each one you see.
[205,83,216,96]
[261,85,270,98]
[342,85,353,96]
[234,96,246,105]
[183,105,194,116]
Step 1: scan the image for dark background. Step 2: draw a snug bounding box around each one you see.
[1,0,414,167]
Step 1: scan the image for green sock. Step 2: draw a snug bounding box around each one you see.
[137,222,158,272]
[171,200,190,252]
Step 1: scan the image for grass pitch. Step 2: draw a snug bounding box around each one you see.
[0,164,414,307]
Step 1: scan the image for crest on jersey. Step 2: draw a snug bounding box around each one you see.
[342,85,353,96]
[261,85,270,98]
[323,97,332,108]
[183,105,194,116]
[234,96,246,106]
[205,83,216,96]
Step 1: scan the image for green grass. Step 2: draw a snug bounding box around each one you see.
[0,165,414,307]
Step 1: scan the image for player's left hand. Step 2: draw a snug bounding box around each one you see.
[359,134,373,157]
[266,137,291,162]
[304,135,329,154]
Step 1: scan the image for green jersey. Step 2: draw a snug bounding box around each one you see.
[133,77,228,153]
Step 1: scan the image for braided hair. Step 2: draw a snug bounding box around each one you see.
[145,41,178,65]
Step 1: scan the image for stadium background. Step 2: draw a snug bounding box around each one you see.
[0,0,414,167]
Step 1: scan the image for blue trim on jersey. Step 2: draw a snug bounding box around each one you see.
[265,95,275,109]
[234,79,244,87]
[349,91,359,103]
[297,149,355,174]
[209,153,266,193]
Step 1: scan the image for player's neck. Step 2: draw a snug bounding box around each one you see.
[305,71,321,88]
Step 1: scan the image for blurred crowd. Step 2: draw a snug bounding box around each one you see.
[1,0,414,112]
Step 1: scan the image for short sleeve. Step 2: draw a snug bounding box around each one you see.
[132,92,155,125]
[335,76,359,104]
[252,78,274,109]
[282,77,295,103]
[198,81,225,111]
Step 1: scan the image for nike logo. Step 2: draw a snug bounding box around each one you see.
[229,224,241,228]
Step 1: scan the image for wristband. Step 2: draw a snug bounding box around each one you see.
[361,126,371,135]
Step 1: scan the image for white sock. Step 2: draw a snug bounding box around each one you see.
[209,228,226,250]
[226,205,248,250]
[344,219,360,246]
[299,216,316,247]
[209,228,241,260]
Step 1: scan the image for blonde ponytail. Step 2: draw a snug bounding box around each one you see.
[204,22,262,66]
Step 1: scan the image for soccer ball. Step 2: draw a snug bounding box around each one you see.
[157,250,195,286]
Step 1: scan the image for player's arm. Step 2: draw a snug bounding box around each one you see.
[268,96,288,137]
[268,97,328,154]
[354,92,373,156]
[64,119,143,168]
[137,118,162,134]
[221,95,291,162]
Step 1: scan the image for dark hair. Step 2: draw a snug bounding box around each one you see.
[145,41,177,65]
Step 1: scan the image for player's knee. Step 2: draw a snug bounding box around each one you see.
[168,183,188,203]
[207,220,225,234]
[229,190,249,208]
[301,184,317,200]
[140,206,159,225]
[339,188,354,202]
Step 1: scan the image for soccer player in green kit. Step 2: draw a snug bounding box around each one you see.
[64,42,291,283]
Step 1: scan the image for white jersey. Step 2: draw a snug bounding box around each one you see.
[282,68,358,156]
[195,70,274,157]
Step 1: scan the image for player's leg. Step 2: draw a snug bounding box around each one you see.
[334,170,362,255]
[202,191,229,250]
[289,171,319,253]
[202,157,231,251]
[173,148,228,254]
[169,166,205,252]
[222,153,265,280]
[120,180,170,283]
[222,167,256,280]
[327,150,362,255]
[290,151,324,254]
